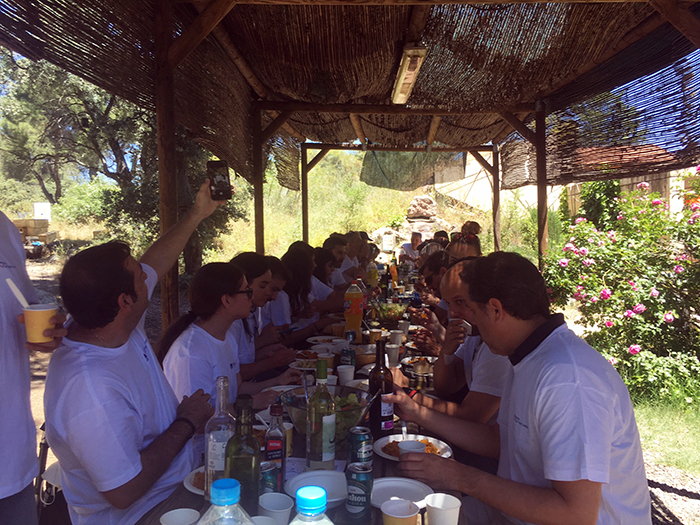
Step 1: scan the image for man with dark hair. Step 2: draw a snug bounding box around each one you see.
[390,251,651,524]
[44,182,220,525]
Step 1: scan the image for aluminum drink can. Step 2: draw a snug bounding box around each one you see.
[345,462,373,514]
[259,461,281,493]
[340,346,356,367]
[347,426,373,464]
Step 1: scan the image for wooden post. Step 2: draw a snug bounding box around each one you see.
[535,100,548,268]
[253,107,265,254]
[154,0,179,329]
[301,145,309,243]
[492,144,501,252]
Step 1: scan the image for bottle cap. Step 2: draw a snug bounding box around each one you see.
[296,486,327,515]
[270,404,283,417]
[316,359,328,380]
[210,478,241,506]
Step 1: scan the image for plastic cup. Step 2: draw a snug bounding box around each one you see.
[258,492,294,525]
[337,364,355,385]
[381,499,420,525]
[23,303,58,343]
[369,329,383,343]
[327,374,338,386]
[331,323,346,337]
[389,330,403,345]
[424,493,462,525]
[318,352,335,370]
[386,344,400,366]
[159,508,200,525]
[251,516,277,525]
[398,440,426,456]
[397,320,410,336]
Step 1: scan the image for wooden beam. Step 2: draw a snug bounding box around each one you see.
[261,111,293,143]
[155,0,180,329]
[426,115,441,146]
[498,111,536,145]
[304,143,492,152]
[492,144,501,252]
[253,107,265,254]
[648,0,700,48]
[535,100,548,267]
[169,0,238,68]
[468,149,496,177]
[301,146,309,243]
[308,148,331,171]
[406,5,431,42]
[257,100,535,116]
[349,114,368,144]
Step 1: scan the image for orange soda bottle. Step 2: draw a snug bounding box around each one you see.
[344,281,364,336]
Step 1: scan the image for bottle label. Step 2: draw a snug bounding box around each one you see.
[207,440,228,471]
[322,414,336,462]
[345,296,363,316]
[380,402,394,431]
[266,439,284,461]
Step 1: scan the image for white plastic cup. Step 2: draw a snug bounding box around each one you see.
[397,320,410,336]
[386,344,400,366]
[326,374,338,386]
[336,364,355,386]
[398,440,426,456]
[389,329,403,345]
[251,516,277,525]
[381,499,419,525]
[424,493,462,525]
[258,492,294,525]
[159,508,200,525]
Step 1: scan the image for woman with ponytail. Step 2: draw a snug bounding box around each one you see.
[447,221,483,263]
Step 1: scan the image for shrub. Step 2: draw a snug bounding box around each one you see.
[543,175,700,405]
[53,179,115,224]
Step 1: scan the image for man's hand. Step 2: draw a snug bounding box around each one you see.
[390,366,408,388]
[265,346,297,368]
[276,368,302,386]
[258,323,282,347]
[413,330,440,357]
[192,180,224,220]
[253,390,279,410]
[19,313,68,352]
[442,319,469,355]
[176,389,213,433]
[398,453,464,491]
[383,389,421,423]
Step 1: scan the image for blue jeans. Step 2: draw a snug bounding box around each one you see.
[0,483,38,525]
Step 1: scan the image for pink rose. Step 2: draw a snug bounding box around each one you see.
[637,182,650,190]
[624,310,635,318]
[664,312,675,323]
[599,289,612,300]
[633,303,646,314]
[575,217,587,224]
[650,288,659,298]
[628,345,641,355]
[605,320,614,328]
[559,259,569,267]
[617,213,624,220]
[598,240,604,247]
[674,265,685,274]
[628,280,639,291]
[590,297,598,303]
[652,199,664,206]
[689,212,700,225]
[677,254,689,261]
[563,243,576,252]
[579,247,589,256]
[691,202,700,211]
[583,259,594,267]
[608,357,618,365]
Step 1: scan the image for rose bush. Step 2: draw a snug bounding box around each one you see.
[543,175,700,405]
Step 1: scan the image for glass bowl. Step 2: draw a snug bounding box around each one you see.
[370,301,408,330]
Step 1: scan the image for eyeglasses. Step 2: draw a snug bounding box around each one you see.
[232,287,253,299]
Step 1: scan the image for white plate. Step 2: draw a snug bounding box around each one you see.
[373,434,453,462]
[371,477,433,508]
[400,356,438,366]
[307,336,337,345]
[345,379,369,391]
[183,466,204,496]
[285,470,348,508]
[261,384,299,394]
[290,360,318,371]
[256,406,272,423]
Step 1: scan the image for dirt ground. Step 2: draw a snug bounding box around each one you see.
[24,259,700,524]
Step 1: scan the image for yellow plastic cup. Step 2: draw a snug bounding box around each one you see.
[381,499,419,525]
[24,303,58,343]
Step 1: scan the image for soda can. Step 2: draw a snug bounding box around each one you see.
[345,462,373,514]
[340,346,356,367]
[260,461,281,493]
[347,426,373,464]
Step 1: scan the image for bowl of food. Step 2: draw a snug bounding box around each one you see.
[279,385,373,445]
[371,302,408,330]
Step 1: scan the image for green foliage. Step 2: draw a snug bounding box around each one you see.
[543,176,700,405]
[0,176,44,215]
[558,186,570,224]
[53,179,115,224]
[577,180,621,231]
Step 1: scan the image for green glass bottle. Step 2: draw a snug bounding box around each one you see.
[306,360,336,470]
[225,394,260,516]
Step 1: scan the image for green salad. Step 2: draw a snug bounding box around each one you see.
[334,393,367,442]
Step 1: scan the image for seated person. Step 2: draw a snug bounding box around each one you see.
[446,221,482,264]
[322,233,350,289]
[390,252,651,525]
[44,182,218,524]
[399,232,422,268]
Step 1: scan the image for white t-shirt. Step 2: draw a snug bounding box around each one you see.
[400,242,419,260]
[44,264,198,525]
[333,255,359,285]
[329,268,345,288]
[454,338,510,397]
[311,276,334,302]
[496,324,651,525]
[0,211,39,498]
[228,315,256,365]
[261,290,292,328]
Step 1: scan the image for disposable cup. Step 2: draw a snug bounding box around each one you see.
[398,440,426,456]
[424,493,462,525]
[405,283,415,294]
[381,499,419,525]
[258,492,294,525]
[318,352,335,369]
[327,374,338,386]
[396,285,406,295]
[23,303,58,343]
[389,330,403,345]
[159,508,200,525]
[337,364,355,385]
[252,516,278,525]
[331,323,346,337]
[368,329,383,343]
[386,344,401,366]
[397,320,410,336]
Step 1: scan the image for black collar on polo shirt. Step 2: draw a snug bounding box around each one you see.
[508,313,566,366]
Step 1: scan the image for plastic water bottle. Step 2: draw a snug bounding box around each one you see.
[197,478,255,524]
[288,486,335,525]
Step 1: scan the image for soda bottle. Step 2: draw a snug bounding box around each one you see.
[355,276,368,310]
[306,360,336,470]
[205,376,236,501]
[344,280,364,336]
[366,261,379,287]
[196,478,254,525]
[225,395,260,516]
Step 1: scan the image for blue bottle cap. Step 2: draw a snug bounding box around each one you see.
[210,478,241,506]
[296,486,327,515]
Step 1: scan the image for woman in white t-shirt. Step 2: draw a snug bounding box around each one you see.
[160,263,298,413]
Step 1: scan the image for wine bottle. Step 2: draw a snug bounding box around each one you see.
[205,376,236,501]
[369,340,394,439]
[264,404,287,491]
[307,360,336,470]
[225,394,260,515]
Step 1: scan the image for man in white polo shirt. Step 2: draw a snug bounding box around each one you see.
[391,252,651,524]
[44,182,219,525]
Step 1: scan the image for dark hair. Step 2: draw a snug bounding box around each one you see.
[367,243,380,259]
[289,240,315,258]
[157,263,245,363]
[459,252,550,320]
[358,231,370,242]
[266,256,291,283]
[60,241,135,329]
[322,233,348,250]
[281,247,314,317]
[313,247,335,284]
[446,232,482,258]
[419,250,451,275]
[434,230,448,239]
[230,252,270,283]
[461,221,482,236]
